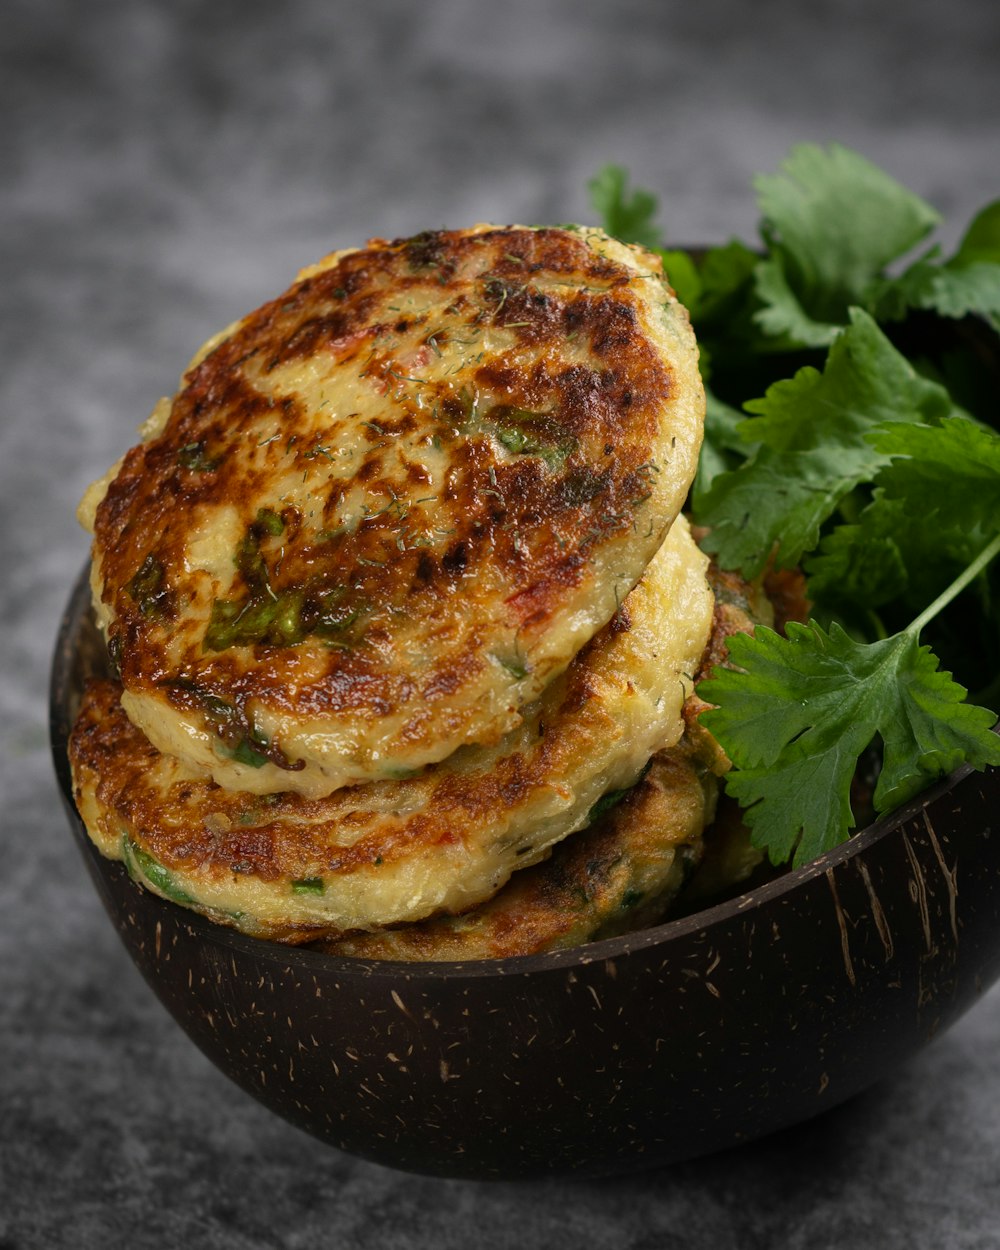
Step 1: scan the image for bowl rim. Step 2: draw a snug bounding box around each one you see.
[50,558,984,984]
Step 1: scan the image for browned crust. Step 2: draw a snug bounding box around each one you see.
[68,536,774,952]
[71,678,497,886]
[68,561,675,928]
[91,226,693,773]
[319,744,714,961]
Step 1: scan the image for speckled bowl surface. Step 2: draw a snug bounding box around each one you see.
[52,561,1000,1179]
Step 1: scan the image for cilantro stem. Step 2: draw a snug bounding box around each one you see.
[907,530,1000,638]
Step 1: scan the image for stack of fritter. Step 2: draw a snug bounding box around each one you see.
[69,224,748,958]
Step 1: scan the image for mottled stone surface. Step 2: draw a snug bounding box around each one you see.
[3,1,1000,1246]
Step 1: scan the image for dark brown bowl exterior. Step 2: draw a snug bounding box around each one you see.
[51,564,1000,1180]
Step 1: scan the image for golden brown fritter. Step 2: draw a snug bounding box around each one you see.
[69,517,714,942]
[319,742,717,961]
[317,551,774,961]
[80,225,704,797]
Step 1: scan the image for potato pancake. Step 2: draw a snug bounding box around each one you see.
[80,225,704,797]
[317,551,774,960]
[320,741,718,961]
[69,516,714,941]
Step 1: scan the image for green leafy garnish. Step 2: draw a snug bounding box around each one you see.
[690,391,751,500]
[658,249,703,312]
[752,143,941,346]
[696,308,950,576]
[953,200,1000,266]
[700,537,1000,867]
[589,141,1000,868]
[864,200,1000,332]
[873,418,1000,525]
[587,166,662,250]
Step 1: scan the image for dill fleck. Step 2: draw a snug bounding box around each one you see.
[385,365,428,387]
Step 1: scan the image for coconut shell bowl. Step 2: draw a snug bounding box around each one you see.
[51,561,1000,1181]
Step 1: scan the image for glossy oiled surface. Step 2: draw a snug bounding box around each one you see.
[10,0,1000,1244]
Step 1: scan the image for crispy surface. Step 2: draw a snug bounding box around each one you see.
[320,743,717,961]
[319,553,775,961]
[82,225,704,797]
[681,549,777,773]
[69,517,714,942]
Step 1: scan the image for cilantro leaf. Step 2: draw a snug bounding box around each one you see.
[807,418,1000,617]
[873,416,1000,533]
[588,166,663,250]
[695,240,761,327]
[805,489,978,619]
[865,257,1000,332]
[805,492,912,612]
[659,248,702,314]
[953,199,1000,266]
[752,143,941,346]
[580,148,1000,878]
[742,308,950,449]
[699,616,1000,867]
[863,200,1000,331]
[691,390,753,500]
[752,254,842,347]
[696,444,864,578]
[695,309,951,575]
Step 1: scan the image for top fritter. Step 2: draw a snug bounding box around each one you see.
[80,225,705,797]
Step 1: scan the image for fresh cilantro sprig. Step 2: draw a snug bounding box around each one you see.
[751,143,942,347]
[587,166,663,251]
[699,533,1000,866]
[696,411,1000,866]
[804,418,1000,644]
[865,197,1000,333]
[693,308,951,577]
[588,143,1000,866]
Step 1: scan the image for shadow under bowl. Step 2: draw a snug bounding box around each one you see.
[51,564,1000,1180]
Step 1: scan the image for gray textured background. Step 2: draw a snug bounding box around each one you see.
[4,1,1000,1246]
